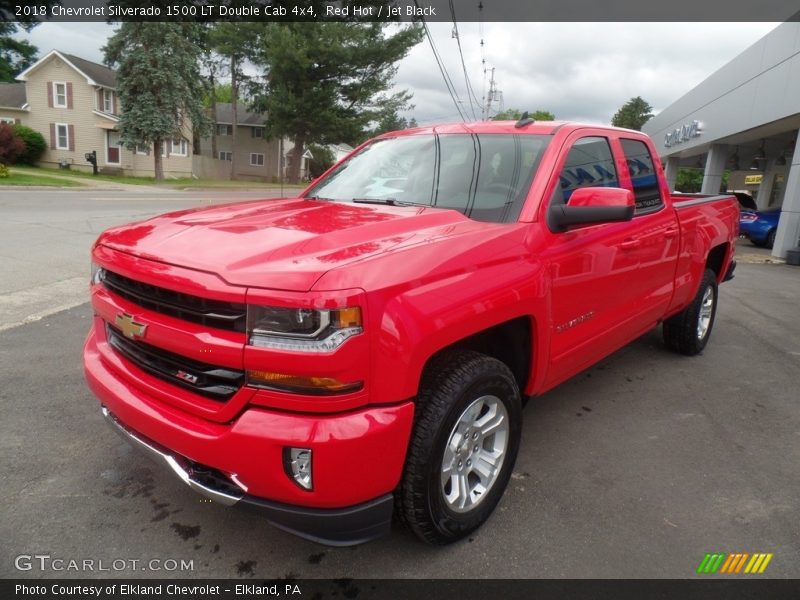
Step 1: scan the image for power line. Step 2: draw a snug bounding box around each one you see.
[415,1,468,122]
[448,0,480,121]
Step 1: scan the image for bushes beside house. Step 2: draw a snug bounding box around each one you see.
[0,123,46,167]
[12,125,47,165]
[0,123,26,165]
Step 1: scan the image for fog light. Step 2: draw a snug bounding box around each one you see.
[283,447,313,491]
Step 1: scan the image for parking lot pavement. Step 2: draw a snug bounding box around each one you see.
[1,261,798,579]
[0,189,283,332]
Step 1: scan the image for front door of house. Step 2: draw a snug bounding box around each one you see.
[107,131,121,164]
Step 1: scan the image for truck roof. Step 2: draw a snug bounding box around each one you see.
[382,121,643,138]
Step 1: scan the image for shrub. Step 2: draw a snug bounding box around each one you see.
[0,123,25,165]
[0,163,9,178]
[12,124,47,165]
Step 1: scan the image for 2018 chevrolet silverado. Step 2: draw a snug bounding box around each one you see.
[84,120,739,546]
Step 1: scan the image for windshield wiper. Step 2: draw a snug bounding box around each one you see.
[352,197,429,207]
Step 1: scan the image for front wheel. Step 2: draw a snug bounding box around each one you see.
[398,350,522,545]
[663,268,718,355]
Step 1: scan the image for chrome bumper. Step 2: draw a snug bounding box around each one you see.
[101,406,244,506]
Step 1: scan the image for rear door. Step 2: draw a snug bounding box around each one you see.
[615,136,680,323]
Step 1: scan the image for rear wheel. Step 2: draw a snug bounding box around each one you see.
[663,268,718,355]
[766,229,776,249]
[398,350,522,544]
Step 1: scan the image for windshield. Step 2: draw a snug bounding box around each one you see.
[305,133,551,223]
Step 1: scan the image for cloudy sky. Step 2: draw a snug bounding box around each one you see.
[15,21,780,125]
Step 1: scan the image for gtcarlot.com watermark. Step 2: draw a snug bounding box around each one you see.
[14,554,194,573]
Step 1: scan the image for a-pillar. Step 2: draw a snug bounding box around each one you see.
[772,133,800,258]
[701,144,729,195]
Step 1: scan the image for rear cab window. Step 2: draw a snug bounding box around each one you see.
[620,138,664,214]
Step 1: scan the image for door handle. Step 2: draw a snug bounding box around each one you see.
[620,238,641,250]
[664,227,679,238]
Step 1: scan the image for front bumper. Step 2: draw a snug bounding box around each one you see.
[84,328,414,545]
[101,406,393,546]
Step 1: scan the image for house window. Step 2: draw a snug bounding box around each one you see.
[218,151,232,161]
[217,124,232,136]
[56,123,69,149]
[252,127,264,139]
[250,153,264,166]
[53,82,67,108]
[0,117,15,124]
[136,144,150,155]
[170,138,188,156]
[103,89,113,113]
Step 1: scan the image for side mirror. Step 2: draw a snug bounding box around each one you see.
[548,187,635,232]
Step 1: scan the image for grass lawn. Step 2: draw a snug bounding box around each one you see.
[9,165,307,189]
[0,170,86,187]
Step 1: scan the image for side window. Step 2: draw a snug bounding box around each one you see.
[620,138,663,213]
[554,136,618,204]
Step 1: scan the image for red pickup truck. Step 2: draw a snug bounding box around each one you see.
[84,121,738,546]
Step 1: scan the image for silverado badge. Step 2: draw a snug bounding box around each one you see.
[115,313,147,340]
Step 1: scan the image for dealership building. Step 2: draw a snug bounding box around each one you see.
[643,21,800,258]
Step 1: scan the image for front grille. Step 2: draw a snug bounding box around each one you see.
[106,325,244,401]
[101,269,247,333]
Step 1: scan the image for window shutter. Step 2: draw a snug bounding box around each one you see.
[66,83,73,109]
[47,82,53,108]
[98,89,104,110]
[68,125,75,151]
[49,123,56,149]
[251,128,255,138]
[112,93,117,115]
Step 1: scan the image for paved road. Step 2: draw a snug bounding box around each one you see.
[0,189,284,332]
[1,190,799,579]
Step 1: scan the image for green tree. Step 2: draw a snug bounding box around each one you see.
[12,123,46,164]
[0,22,38,82]
[364,112,421,140]
[250,22,423,183]
[103,23,209,180]
[675,168,703,193]
[207,23,258,179]
[675,167,730,193]
[611,96,654,130]
[307,143,335,178]
[493,108,555,121]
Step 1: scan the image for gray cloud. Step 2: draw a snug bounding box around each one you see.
[16,21,779,127]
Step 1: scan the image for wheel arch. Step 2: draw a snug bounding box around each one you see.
[417,316,534,398]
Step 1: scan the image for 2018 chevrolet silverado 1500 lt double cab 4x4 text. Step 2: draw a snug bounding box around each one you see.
[84,120,738,546]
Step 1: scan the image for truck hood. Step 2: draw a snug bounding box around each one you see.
[98,198,484,291]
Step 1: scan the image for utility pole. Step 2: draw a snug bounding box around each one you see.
[484,68,497,120]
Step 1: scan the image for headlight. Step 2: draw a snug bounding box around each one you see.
[246,305,362,352]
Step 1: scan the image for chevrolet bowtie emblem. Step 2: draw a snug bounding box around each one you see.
[115,313,147,339]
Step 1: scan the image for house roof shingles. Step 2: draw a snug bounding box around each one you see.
[0,82,26,109]
[62,53,117,88]
[214,103,266,126]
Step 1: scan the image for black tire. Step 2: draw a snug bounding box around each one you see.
[397,350,522,545]
[766,229,776,249]
[663,268,718,355]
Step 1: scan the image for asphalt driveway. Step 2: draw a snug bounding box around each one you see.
[1,190,798,579]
